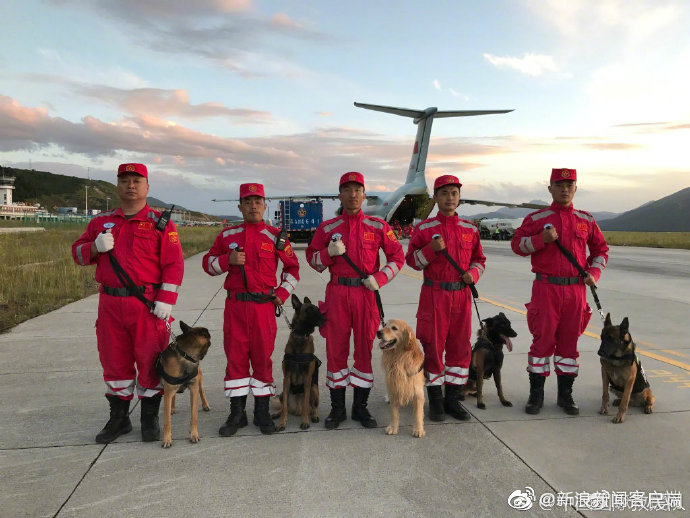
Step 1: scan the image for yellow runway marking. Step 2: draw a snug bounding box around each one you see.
[398,269,690,372]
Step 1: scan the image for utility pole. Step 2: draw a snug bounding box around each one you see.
[85,167,90,215]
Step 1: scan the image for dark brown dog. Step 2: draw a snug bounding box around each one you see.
[274,294,323,431]
[598,313,655,423]
[156,321,211,448]
[463,313,516,409]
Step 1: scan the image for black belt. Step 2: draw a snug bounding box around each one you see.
[333,275,363,287]
[423,278,466,291]
[535,273,582,285]
[228,290,274,303]
[102,283,161,297]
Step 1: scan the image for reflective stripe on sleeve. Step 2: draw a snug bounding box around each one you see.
[310,250,326,272]
[519,236,535,254]
[382,261,400,281]
[413,248,429,269]
[160,283,179,293]
[208,256,224,276]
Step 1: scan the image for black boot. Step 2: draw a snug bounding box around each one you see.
[95,395,132,444]
[557,375,580,415]
[426,385,445,422]
[140,394,162,442]
[352,387,377,428]
[252,396,276,435]
[325,388,347,429]
[219,395,248,437]
[444,384,470,421]
[525,373,546,415]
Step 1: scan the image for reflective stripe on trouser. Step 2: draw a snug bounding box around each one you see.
[96,293,167,399]
[223,297,277,398]
[416,286,472,386]
[525,281,585,377]
[323,283,378,389]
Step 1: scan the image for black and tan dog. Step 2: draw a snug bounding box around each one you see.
[273,294,323,431]
[598,313,655,423]
[463,312,517,409]
[156,321,211,448]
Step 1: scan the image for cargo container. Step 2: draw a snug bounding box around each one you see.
[275,199,323,242]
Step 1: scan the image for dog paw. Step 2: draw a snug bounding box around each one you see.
[612,398,621,407]
[413,428,426,438]
[501,400,513,407]
[300,422,311,430]
[171,408,177,415]
[162,439,173,448]
[385,425,399,435]
[612,415,625,424]
[189,433,200,444]
[599,407,609,415]
[644,406,653,414]
[202,405,210,412]
[276,422,287,432]
[477,402,486,410]
[310,416,320,423]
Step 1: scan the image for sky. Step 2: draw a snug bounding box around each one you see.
[1,0,689,217]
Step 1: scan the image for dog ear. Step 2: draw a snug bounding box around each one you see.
[620,317,629,334]
[291,294,302,311]
[304,296,312,305]
[604,313,612,326]
[180,321,190,334]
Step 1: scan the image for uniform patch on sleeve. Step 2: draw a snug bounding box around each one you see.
[387,230,398,242]
[138,221,154,231]
[462,233,473,242]
[364,232,375,241]
[284,244,294,257]
[168,231,179,244]
[577,223,588,232]
[261,242,275,252]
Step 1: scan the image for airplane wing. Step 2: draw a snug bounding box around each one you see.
[459,199,548,209]
[212,194,341,202]
[354,102,513,119]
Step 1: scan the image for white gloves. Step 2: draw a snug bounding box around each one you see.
[152,301,173,320]
[328,239,346,257]
[362,275,379,291]
[95,230,114,253]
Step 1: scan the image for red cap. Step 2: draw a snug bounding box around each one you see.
[239,183,265,199]
[117,163,148,178]
[550,168,577,182]
[433,174,462,192]
[339,171,365,189]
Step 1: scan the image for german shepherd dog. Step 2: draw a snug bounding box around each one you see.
[463,313,517,409]
[156,321,211,448]
[598,313,655,423]
[274,294,324,431]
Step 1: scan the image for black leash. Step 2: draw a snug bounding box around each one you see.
[432,235,483,329]
[544,225,605,321]
[331,234,385,327]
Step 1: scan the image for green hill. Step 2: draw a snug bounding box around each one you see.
[599,187,690,231]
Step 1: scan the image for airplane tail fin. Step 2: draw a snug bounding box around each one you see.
[354,102,513,187]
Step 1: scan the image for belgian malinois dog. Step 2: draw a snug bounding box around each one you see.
[598,313,655,423]
[274,294,324,431]
[463,313,517,409]
[156,321,211,447]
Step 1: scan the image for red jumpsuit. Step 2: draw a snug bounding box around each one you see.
[406,213,486,387]
[511,202,609,377]
[72,205,184,399]
[306,212,404,389]
[202,222,299,397]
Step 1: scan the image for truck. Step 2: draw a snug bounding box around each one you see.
[275,199,323,243]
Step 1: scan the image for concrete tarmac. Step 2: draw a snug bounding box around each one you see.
[1,240,688,517]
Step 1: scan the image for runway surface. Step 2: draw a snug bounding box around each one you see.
[1,239,688,517]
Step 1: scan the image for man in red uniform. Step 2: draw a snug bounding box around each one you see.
[202,183,299,435]
[406,175,486,421]
[511,168,608,415]
[306,172,404,429]
[72,163,184,443]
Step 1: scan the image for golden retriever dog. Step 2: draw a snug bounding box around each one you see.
[377,319,425,438]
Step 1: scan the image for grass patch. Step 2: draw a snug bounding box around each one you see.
[0,225,221,333]
[602,231,690,249]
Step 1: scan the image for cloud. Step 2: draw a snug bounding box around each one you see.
[433,79,441,90]
[483,52,559,76]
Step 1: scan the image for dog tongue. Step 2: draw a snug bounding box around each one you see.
[502,335,513,352]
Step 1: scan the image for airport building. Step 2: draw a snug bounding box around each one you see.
[0,175,39,220]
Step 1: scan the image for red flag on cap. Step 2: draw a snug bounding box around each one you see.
[239,183,265,199]
[433,174,462,191]
[339,171,365,188]
[550,168,577,182]
[117,163,148,179]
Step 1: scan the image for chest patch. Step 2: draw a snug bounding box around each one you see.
[364,232,375,241]
[103,222,115,229]
[576,223,588,232]
[261,242,274,252]
[138,221,154,231]
[461,233,473,242]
